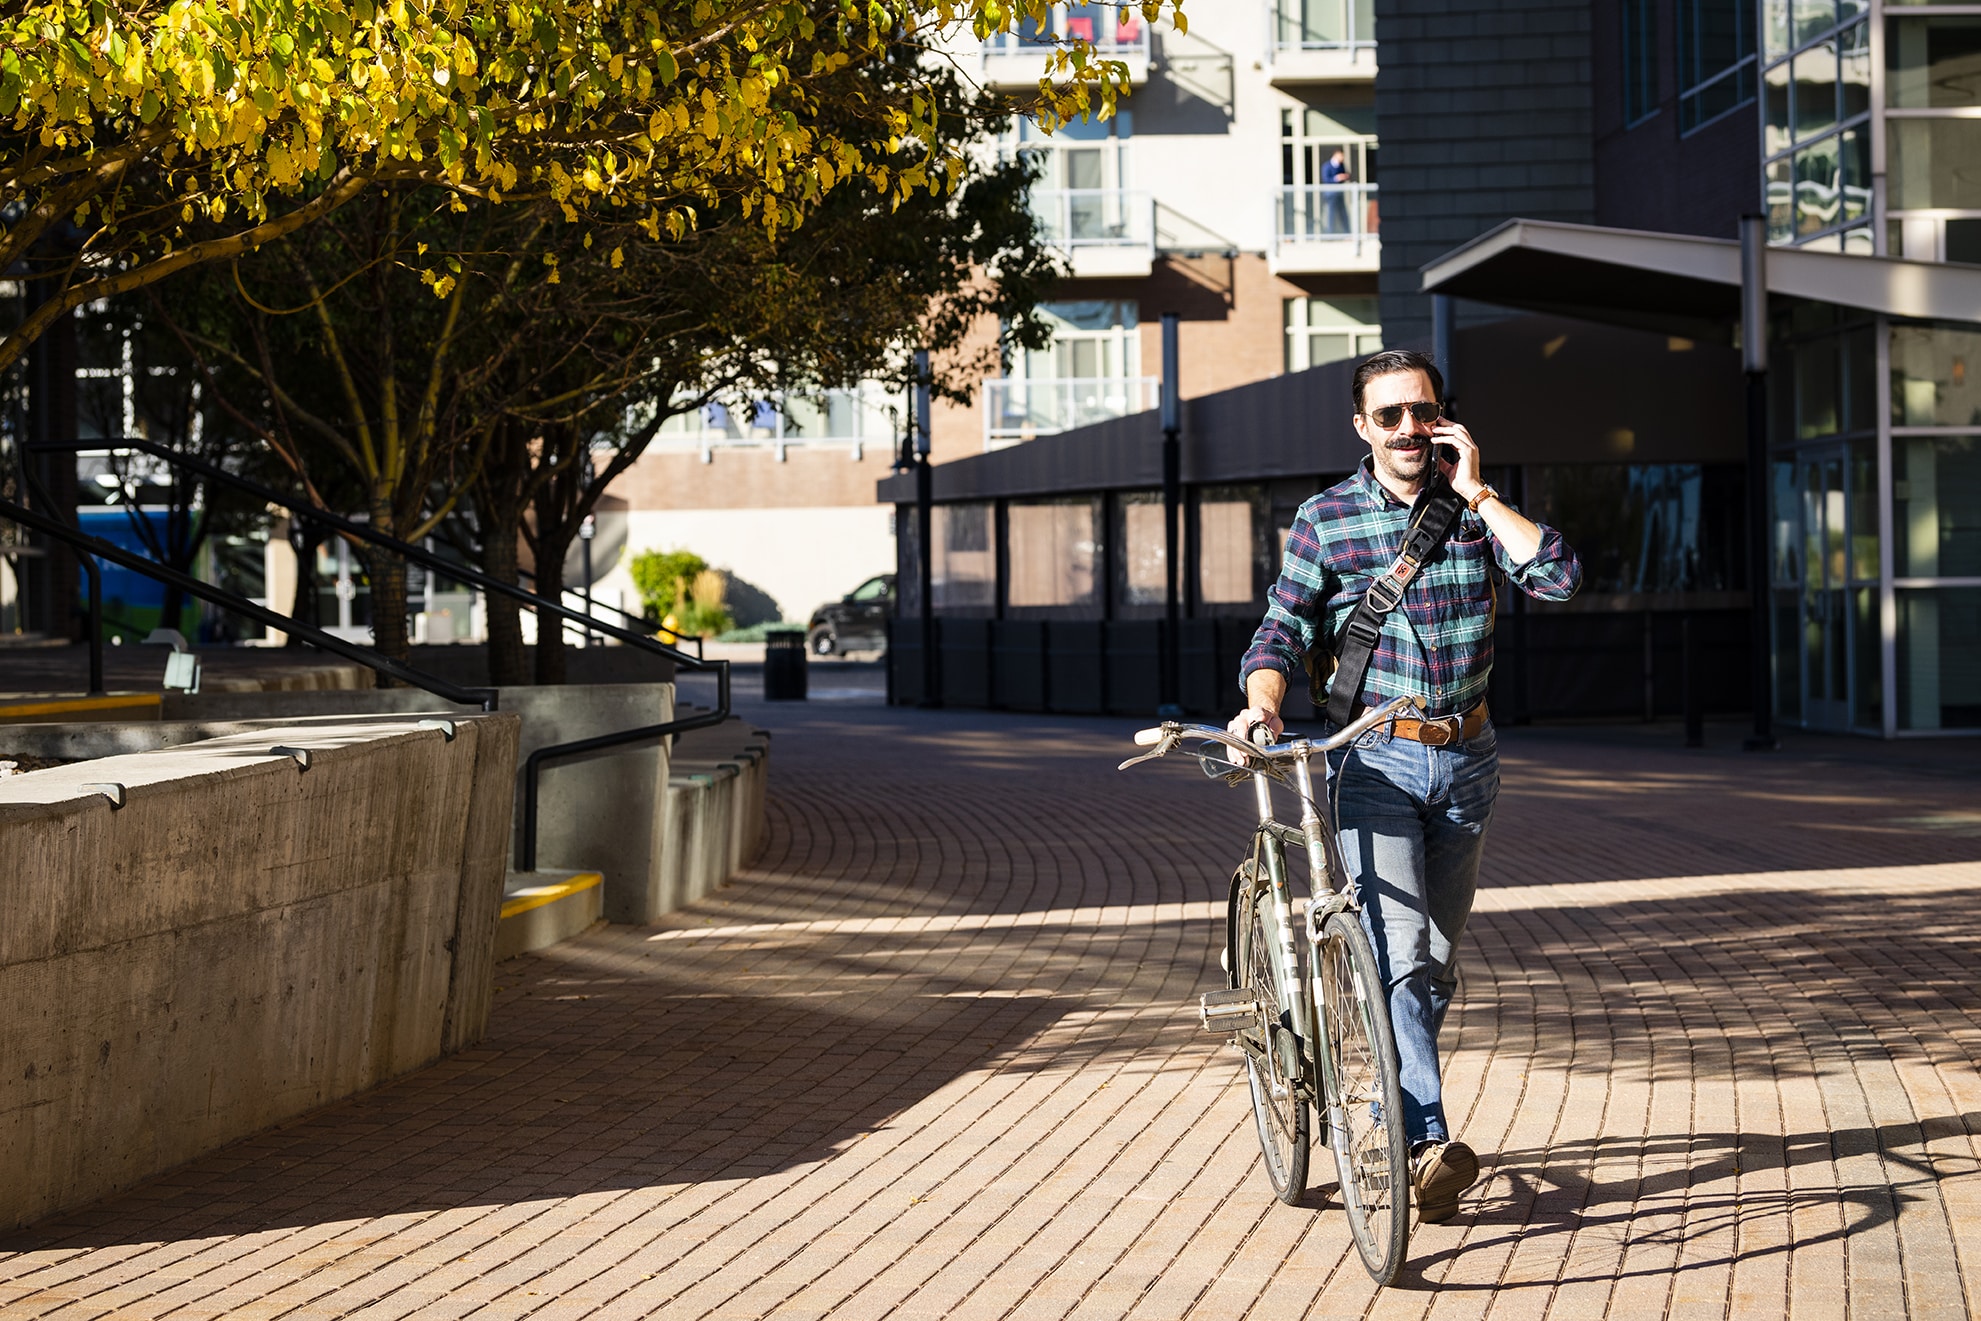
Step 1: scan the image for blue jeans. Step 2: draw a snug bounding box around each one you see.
[1326,720,1499,1145]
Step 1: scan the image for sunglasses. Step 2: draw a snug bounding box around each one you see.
[1364,400,1443,429]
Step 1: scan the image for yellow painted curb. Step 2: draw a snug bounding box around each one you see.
[500,872,604,920]
[0,693,162,719]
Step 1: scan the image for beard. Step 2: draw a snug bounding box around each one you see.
[1371,434,1433,486]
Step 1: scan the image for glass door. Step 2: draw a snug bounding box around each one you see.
[1798,449,1850,729]
[1781,443,1880,732]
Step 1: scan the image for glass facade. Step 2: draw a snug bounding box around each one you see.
[1761,0,1872,250]
[1886,10,1981,260]
[1766,308,1981,734]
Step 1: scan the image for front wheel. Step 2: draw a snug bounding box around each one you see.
[809,626,837,656]
[1235,873,1308,1204]
[1319,910,1409,1285]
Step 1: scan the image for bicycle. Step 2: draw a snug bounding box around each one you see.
[1118,694,1416,1285]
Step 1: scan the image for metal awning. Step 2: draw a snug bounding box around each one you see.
[1421,218,1981,339]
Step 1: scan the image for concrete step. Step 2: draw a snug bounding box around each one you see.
[497,869,604,959]
[0,692,162,725]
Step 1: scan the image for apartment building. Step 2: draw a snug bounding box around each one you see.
[594,1,1385,630]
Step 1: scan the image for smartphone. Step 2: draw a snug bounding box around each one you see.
[1435,442,1459,466]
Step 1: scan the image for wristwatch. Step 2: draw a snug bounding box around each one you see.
[1466,484,1500,513]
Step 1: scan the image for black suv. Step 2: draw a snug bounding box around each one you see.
[807,574,895,655]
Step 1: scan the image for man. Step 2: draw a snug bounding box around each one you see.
[1228,348,1580,1223]
[1320,147,1352,234]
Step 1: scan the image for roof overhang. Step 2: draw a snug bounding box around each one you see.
[1421,219,1981,339]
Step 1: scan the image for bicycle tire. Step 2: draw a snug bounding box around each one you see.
[1235,872,1308,1204]
[1319,909,1409,1285]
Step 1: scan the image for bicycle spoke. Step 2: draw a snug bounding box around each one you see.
[1238,874,1307,1206]
[1319,913,1408,1285]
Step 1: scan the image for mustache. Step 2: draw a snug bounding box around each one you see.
[1386,437,1429,450]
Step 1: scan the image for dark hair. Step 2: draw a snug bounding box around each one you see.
[1351,349,1444,414]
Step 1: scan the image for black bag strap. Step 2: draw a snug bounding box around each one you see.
[1324,479,1469,727]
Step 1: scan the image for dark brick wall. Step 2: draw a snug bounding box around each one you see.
[1374,0,1597,349]
[1589,0,1761,240]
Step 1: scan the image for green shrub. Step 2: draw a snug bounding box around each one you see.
[629,548,733,638]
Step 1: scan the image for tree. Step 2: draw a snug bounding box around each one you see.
[0,0,1182,373]
[464,56,1061,684]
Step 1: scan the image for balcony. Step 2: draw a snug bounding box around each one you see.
[1266,0,1377,84]
[979,8,1151,88]
[1270,184,1380,274]
[1031,188,1156,278]
[649,386,906,463]
[983,376,1161,450]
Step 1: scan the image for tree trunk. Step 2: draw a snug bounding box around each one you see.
[532,531,573,686]
[482,520,526,686]
[365,494,411,678]
[474,421,532,686]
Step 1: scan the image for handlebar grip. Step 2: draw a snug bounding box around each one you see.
[1133,727,1164,747]
[1249,723,1275,749]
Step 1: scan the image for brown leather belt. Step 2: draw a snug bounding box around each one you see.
[1358,700,1490,747]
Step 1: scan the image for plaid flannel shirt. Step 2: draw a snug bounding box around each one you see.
[1240,459,1582,721]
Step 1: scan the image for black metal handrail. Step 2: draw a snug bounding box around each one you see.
[0,497,498,708]
[22,436,733,872]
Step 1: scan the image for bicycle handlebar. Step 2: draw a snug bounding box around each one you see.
[1120,695,1418,772]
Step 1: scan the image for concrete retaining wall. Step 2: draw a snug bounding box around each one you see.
[646,720,771,917]
[0,714,519,1233]
[160,684,678,919]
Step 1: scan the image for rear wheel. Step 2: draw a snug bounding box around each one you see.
[1235,875,1308,1204]
[1319,910,1409,1285]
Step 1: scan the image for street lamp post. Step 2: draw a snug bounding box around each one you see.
[915,349,938,708]
[1740,215,1778,751]
[1159,313,1183,719]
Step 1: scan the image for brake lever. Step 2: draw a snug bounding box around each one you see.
[1117,734,1179,771]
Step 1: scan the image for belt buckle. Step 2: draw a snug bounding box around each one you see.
[1420,718,1457,747]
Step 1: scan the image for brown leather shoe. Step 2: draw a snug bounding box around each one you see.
[1412,1139,1480,1223]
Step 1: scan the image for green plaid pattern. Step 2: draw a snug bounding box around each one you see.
[1241,460,1582,721]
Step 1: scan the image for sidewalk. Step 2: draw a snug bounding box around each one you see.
[1,701,1976,1319]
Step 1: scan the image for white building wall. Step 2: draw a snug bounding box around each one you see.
[595,506,896,629]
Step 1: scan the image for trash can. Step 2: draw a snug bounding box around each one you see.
[763,627,808,701]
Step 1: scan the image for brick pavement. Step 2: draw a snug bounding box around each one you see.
[3,697,1979,1320]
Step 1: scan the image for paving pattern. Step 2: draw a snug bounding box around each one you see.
[3,697,1980,1320]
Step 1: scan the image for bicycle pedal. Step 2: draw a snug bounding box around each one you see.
[1198,987,1259,1029]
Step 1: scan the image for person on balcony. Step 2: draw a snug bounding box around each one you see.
[1322,148,1353,235]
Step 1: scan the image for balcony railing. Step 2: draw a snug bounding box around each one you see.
[983,7,1152,60]
[1270,0,1376,51]
[1267,185,1378,249]
[983,376,1161,450]
[650,385,907,462]
[1031,188,1154,249]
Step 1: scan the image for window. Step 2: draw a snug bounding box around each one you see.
[931,504,995,611]
[1007,498,1100,610]
[989,301,1151,447]
[1284,297,1382,373]
[1016,301,1140,383]
[1524,465,1748,595]
[1890,322,1981,428]
[1624,0,1659,125]
[1197,488,1264,605]
[1760,2,1871,251]
[1678,0,1758,133]
[1117,493,1172,609]
[1278,106,1378,244]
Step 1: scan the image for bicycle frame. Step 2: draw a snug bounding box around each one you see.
[1122,695,1410,1099]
